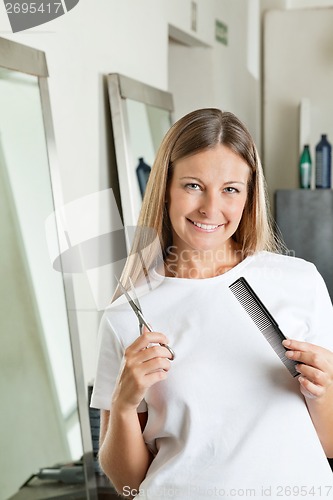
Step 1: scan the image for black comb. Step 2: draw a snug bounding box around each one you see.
[229,277,298,377]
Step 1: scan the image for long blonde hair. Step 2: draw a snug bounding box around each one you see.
[116,108,281,295]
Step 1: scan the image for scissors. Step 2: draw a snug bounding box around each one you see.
[115,276,175,360]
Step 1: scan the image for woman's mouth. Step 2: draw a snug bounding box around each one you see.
[187,219,224,232]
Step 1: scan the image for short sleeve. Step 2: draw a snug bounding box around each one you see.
[90,311,147,412]
[307,267,333,351]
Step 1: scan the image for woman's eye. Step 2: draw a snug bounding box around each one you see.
[224,187,239,194]
[185,183,201,190]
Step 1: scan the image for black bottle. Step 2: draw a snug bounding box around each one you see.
[315,134,331,189]
[136,157,151,198]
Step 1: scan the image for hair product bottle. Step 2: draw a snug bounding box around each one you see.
[299,145,312,189]
[315,134,331,189]
[136,157,151,198]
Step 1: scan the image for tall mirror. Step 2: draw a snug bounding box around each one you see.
[107,73,174,230]
[0,38,96,499]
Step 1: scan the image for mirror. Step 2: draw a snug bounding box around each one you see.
[107,73,174,229]
[0,38,96,499]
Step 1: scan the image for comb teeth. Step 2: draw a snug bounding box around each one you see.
[229,281,272,331]
[229,277,298,377]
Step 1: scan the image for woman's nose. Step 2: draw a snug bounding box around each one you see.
[198,191,221,218]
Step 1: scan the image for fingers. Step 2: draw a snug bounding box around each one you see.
[282,339,333,399]
[113,337,172,411]
[124,353,171,380]
[127,328,175,363]
[283,338,324,354]
[128,330,170,354]
[283,339,331,371]
[112,360,169,412]
[295,364,328,398]
[136,344,174,362]
[114,327,174,412]
[141,356,172,374]
[124,331,173,377]
[285,348,329,371]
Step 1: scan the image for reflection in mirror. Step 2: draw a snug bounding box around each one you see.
[107,74,174,229]
[0,44,85,499]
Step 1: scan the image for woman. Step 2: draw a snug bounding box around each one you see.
[91,109,333,499]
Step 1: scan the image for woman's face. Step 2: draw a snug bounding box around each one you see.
[167,144,250,255]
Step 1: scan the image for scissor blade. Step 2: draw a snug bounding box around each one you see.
[115,276,140,315]
[128,277,141,310]
[115,277,174,358]
[115,276,153,333]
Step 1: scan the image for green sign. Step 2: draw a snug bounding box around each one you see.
[215,19,228,46]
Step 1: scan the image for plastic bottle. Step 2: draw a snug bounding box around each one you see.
[299,145,312,189]
[315,134,331,189]
[136,157,151,198]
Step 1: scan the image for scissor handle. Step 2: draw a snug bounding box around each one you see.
[160,344,176,360]
[144,341,175,361]
[139,319,175,361]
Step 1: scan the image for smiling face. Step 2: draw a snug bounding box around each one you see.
[166,144,250,257]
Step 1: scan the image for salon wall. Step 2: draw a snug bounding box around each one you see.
[287,0,333,6]
[1,0,332,388]
[169,0,266,150]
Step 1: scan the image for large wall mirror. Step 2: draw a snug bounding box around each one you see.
[0,37,98,499]
[107,73,174,232]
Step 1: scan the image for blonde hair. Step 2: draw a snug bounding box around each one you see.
[116,108,281,295]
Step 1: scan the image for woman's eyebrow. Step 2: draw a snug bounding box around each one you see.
[179,176,202,182]
[179,176,246,186]
[223,181,247,186]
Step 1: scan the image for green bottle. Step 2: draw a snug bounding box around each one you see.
[299,144,312,189]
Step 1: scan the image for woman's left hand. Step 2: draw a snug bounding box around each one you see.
[282,339,333,400]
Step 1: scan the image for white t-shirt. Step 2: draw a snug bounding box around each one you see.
[91,251,333,499]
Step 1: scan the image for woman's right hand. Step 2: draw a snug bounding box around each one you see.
[111,326,172,412]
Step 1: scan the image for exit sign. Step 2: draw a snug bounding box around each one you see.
[215,19,228,45]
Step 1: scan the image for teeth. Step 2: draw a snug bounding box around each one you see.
[193,221,219,230]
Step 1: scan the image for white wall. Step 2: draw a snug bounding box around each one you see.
[169,0,287,152]
[263,6,333,204]
[287,0,333,7]
[169,0,261,145]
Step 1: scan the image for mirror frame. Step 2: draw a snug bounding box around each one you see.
[0,37,97,499]
[107,73,174,232]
